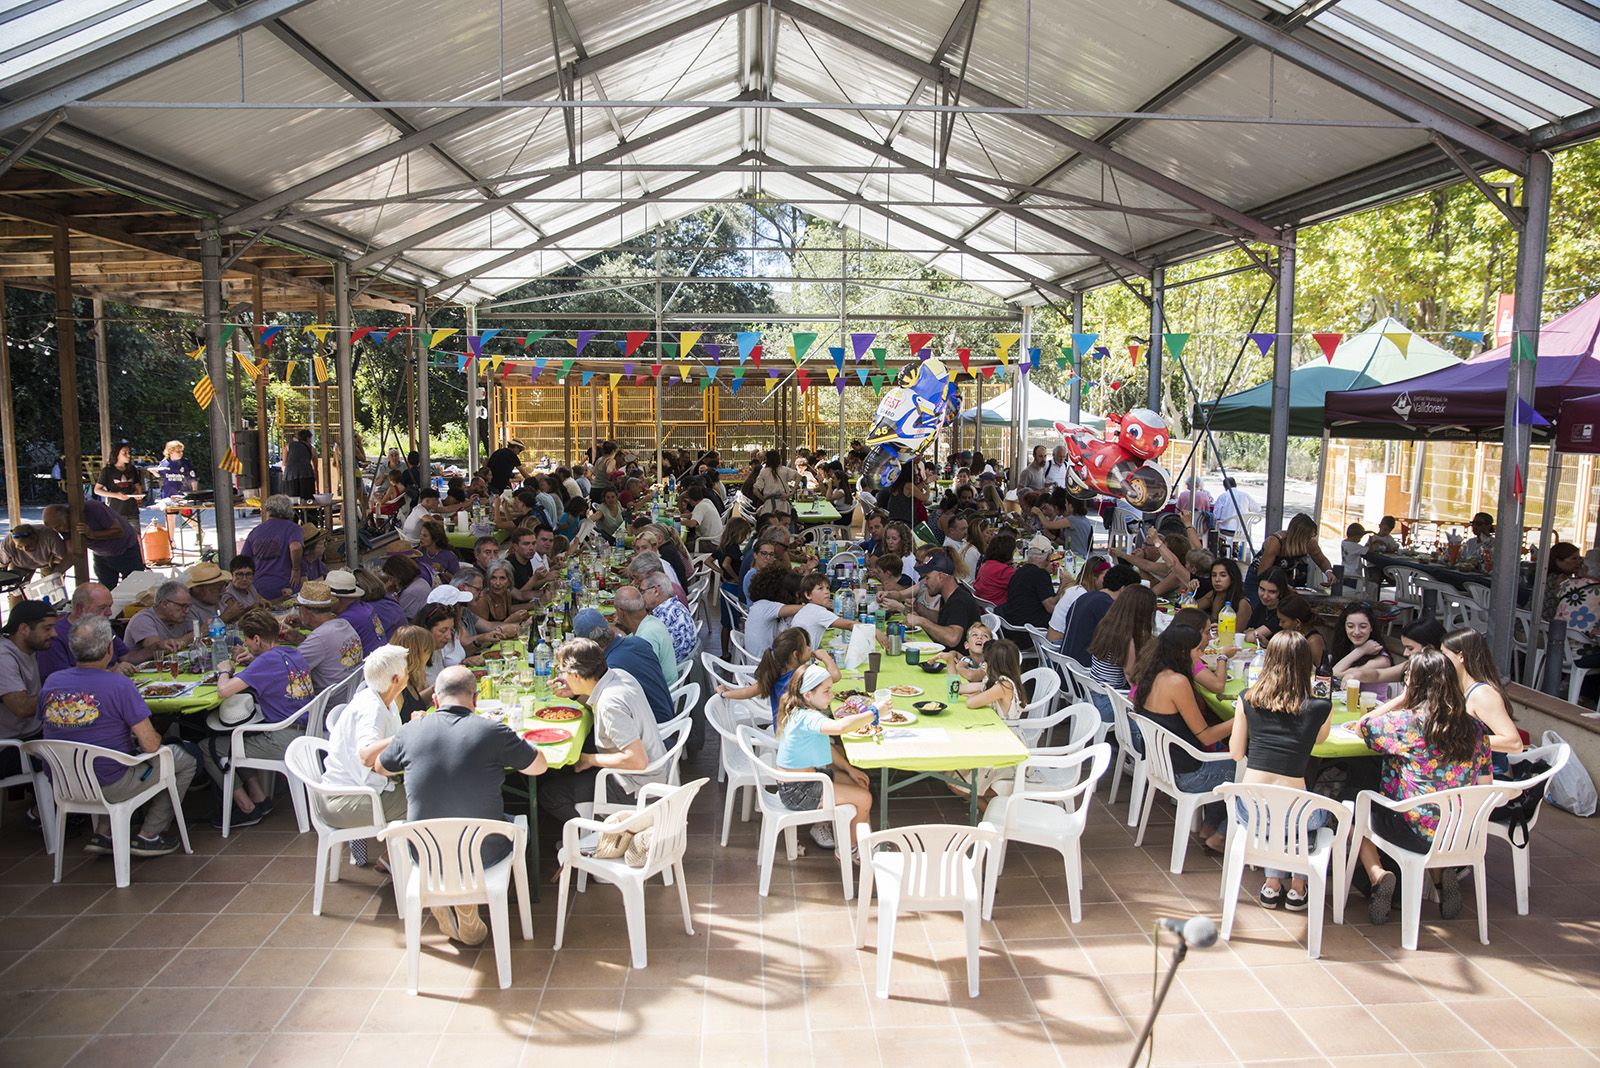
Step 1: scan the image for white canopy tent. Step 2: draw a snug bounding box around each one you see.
[959,379,1105,431]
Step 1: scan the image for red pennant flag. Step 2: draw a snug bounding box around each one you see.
[1313,333,1343,362]
[634,374,648,385]
[1109,380,1124,391]
[907,332,935,354]
[750,345,762,367]
[798,369,811,393]
[981,365,996,379]
[350,327,375,346]
[650,363,663,378]
[1512,464,1525,502]
[624,331,649,357]
[1128,343,1142,366]
[958,348,971,372]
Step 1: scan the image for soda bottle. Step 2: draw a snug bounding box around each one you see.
[1217,602,1237,648]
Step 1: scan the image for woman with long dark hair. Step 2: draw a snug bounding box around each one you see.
[1353,648,1492,926]
[95,441,147,523]
[1330,602,1390,686]
[1195,558,1252,631]
[1249,513,1332,592]
[1441,628,1522,756]
[1086,584,1157,721]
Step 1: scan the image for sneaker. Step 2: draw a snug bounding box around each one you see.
[1438,868,1463,920]
[809,823,836,850]
[453,906,488,947]
[83,833,113,855]
[129,832,181,857]
[1258,883,1282,909]
[430,906,460,940]
[1368,871,1397,926]
[210,805,268,831]
[1284,888,1309,913]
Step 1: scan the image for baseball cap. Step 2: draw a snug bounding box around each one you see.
[2,599,58,635]
[426,585,475,607]
[915,554,956,577]
[572,608,611,640]
[1026,534,1053,556]
[325,569,361,598]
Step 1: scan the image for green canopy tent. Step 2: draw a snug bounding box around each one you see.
[1195,318,1461,436]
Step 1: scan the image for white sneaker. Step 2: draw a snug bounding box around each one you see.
[809,823,836,850]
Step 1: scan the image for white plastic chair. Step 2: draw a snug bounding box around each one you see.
[719,589,749,628]
[1217,783,1352,959]
[0,738,56,853]
[24,739,194,888]
[669,681,700,724]
[1129,713,1234,874]
[701,651,757,692]
[284,736,392,916]
[377,816,533,992]
[554,779,708,968]
[1346,783,1518,950]
[705,696,770,844]
[996,619,1040,668]
[217,705,311,837]
[729,630,756,665]
[854,822,998,998]
[1013,667,1063,748]
[1489,741,1572,915]
[982,744,1111,923]
[737,725,857,900]
[589,718,693,819]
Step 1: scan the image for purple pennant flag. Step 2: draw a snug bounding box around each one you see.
[703,342,722,363]
[574,329,598,356]
[850,333,876,361]
[465,335,485,357]
[1019,361,1031,375]
[767,368,778,377]
[1515,398,1549,428]
[622,363,635,376]
[1248,332,1276,357]
[1093,346,1110,359]
[836,378,846,395]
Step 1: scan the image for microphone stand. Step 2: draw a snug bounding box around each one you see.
[1126,931,1191,1068]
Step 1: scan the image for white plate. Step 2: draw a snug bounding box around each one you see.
[138,681,197,699]
[1326,725,1364,745]
[878,709,918,727]
[904,641,943,656]
[886,685,925,698]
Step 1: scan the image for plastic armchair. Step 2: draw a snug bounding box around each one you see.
[554,778,709,968]
[23,738,194,888]
[0,738,56,854]
[700,651,757,694]
[1013,667,1063,748]
[284,736,391,916]
[853,822,998,998]
[1129,713,1235,874]
[705,696,771,844]
[737,725,858,900]
[1345,783,1518,950]
[729,630,757,665]
[589,718,694,821]
[996,619,1041,667]
[377,816,533,992]
[1216,782,1352,959]
[1041,645,1089,710]
[669,682,700,725]
[719,588,749,628]
[981,743,1111,923]
[1489,741,1572,915]
[218,705,311,837]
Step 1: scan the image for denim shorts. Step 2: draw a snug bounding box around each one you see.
[777,767,831,810]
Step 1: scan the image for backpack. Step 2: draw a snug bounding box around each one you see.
[1490,757,1552,848]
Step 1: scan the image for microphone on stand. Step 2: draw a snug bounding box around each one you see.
[1127,915,1218,1068]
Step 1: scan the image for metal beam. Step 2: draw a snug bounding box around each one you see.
[871,0,981,179]
[0,110,65,182]
[0,283,19,526]
[1164,0,1526,173]
[782,106,1151,278]
[51,226,87,579]
[415,288,429,490]
[771,0,1280,243]
[1430,133,1525,230]
[334,260,359,568]
[1148,267,1165,416]
[219,0,751,230]
[1264,230,1295,534]
[0,0,319,137]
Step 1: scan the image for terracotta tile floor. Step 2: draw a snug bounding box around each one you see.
[2,745,1599,1068]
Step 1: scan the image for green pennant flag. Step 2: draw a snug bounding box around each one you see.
[792,332,817,362]
[1057,353,1069,370]
[732,366,746,380]
[220,324,237,345]
[662,341,680,360]
[1163,333,1191,360]
[699,374,714,391]
[870,373,884,396]
[872,347,887,371]
[560,358,575,377]
[1512,334,1537,363]
[521,330,552,348]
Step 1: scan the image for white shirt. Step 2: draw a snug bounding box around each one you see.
[1212,487,1258,532]
[324,687,402,792]
[400,505,426,544]
[691,499,724,543]
[944,537,980,579]
[744,599,786,656]
[588,669,668,791]
[1049,586,1089,634]
[786,602,838,647]
[426,634,466,682]
[1340,539,1366,579]
[1043,459,1069,489]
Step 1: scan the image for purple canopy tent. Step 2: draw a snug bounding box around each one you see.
[1322,294,1600,440]
[1556,391,1600,454]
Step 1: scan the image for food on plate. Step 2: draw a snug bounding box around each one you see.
[139,682,188,698]
[880,709,917,726]
[889,685,924,697]
[848,723,883,739]
[537,705,584,722]
[835,689,864,700]
[522,727,573,744]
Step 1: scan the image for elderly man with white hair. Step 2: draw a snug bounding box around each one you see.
[623,549,686,605]
[317,644,411,870]
[641,570,697,664]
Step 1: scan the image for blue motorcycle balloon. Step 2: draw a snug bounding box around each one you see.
[862,358,961,489]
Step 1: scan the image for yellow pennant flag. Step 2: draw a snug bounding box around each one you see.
[826,367,838,383]
[192,375,215,410]
[678,331,703,357]
[765,377,782,392]
[276,395,285,426]
[283,359,297,383]
[608,373,622,388]
[430,328,459,348]
[1383,331,1412,357]
[307,325,331,346]
[478,358,492,375]
[994,333,1021,360]
[678,363,692,381]
[235,351,264,380]
[313,354,331,383]
[490,354,504,373]
[185,344,205,361]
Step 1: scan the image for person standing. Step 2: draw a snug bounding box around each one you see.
[154,441,198,499]
[485,441,527,495]
[95,441,147,524]
[1018,446,1048,493]
[1042,445,1070,490]
[282,430,317,501]
[42,500,145,591]
[239,494,305,599]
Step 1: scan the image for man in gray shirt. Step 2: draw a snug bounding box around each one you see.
[378,665,544,944]
[288,580,364,691]
[1018,445,1048,493]
[125,580,194,655]
[0,601,57,783]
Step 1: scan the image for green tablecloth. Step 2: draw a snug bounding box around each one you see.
[446,527,508,550]
[1200,671,1376,759]
[793,500,842,525]
[132,673,220,716]
[473,642,592,768]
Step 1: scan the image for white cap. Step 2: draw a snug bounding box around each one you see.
[1026,534,1054,556]
[426,585,475,606]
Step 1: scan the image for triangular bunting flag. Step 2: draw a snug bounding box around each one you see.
[662,342,679,361]
[235,351,263,379]
[678,363,692,381]
[907,332,934,355]
[995,365,1007,380]
[1110,380,1124,391]
[347,327,374,347]
[622,363,636,377]
[465,335,486,357]
[478,358,492,375]
[608,373,622,388]
[220,325,237,345]
[257,325,284,349]
[489,355,504,373]
[825,367,838,383]
[851,333,876,361]
[1027,347,1041,369]
[1071,332,1098,358]
[624,331,648,357]
[575,330,598,356]
[981,366,996,379]
[1163,333,1190,359]
[699,374,714,391]
[870,374,885,397]
[737,331,761,363]
[479,328,502,347]
[678,331,702,357]
[560,358,575,377]
[1451,331,1486,345]
[1512,464,1525,502]
[1313,333,1342,362]
[706,366,719,380]
[1383,331,1412,357]
[313,354,331,383]
[581,371,594,385]
[1249,332,1276,357]
[994,333,1021,360]
[283,359,297,383]
[792,332,817,361]
[1057,349,1070,370]
[520,330,551,348]
[764,377,781,393]
[957,348,971,373]
[192,375,215,410]
[219,446,243,476]
[730,377,744,395]
[1512,334,1537,363]
[857,369,869,384]
[426,328,455,348]
[650,363,663,378]
[307,325,331,346]
[1128,343,1143,366]
[703,342,722,363]
[836,378,845,395]
[732,366,746,380]
[1515,398,1549,427]
[829,346,845,371]
[185,344,205,361]
[872,347,887,371]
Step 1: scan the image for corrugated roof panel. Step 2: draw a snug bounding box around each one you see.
[791,0,969,72]
[0,0,203,91]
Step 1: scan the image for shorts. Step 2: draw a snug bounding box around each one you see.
[777,767,832,811]
[1369,805,1432,855]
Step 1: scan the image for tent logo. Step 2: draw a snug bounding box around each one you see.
[1393,393,1413,420]
[1576,423,1595,444]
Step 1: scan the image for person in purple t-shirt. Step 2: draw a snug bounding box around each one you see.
[239,495,304,599]
[36,582,140,682]
[42,501,144,591]
[327,569,384,653]
[200,607,316,828]
[38,617,196,856]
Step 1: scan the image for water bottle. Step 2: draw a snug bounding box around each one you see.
[1217,602,1237,647]
[1247,648,1266,687]
[614,527,625,550]
[208,618,228,671]
[839,586,856,622]
[532,637,553,694]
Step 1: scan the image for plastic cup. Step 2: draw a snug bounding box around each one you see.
[868,652,882,671]
[905,647,922,666]
[863,670,878,691]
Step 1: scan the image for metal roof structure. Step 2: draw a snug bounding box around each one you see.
[1,0,1596,311]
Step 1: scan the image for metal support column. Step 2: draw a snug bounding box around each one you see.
[465,305,480,473]
[975,372,984,460]
[253,276,270,504]
[92,296,111,456]
[654,242,663,480]
[1491,151,1553,672]
[0,284,20,526]
[1070,291,1084,424]
[838,266,847,461]
[415,288,430,488]
[1312,429,1330,528]
[334,261,360,568]
[200,228,237,561]
[316,292,332,495]
[52,228,87,580]
[1016,305,1033,481]
[1265,230,1296,534]
[1148,267,1165,415]
[1525,448,1563,687]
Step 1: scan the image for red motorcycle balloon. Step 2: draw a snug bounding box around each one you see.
[1053,408,1173,512]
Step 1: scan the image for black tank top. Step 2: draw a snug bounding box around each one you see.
[1241,696,1332,778]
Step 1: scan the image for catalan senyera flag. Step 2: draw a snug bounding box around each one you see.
[192,374,215,410]
[313,354,331,383]
[218,446,243,476]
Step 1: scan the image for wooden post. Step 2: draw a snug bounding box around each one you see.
[53,227,87,580]
[92,296,111,457]
[253,276,270,504]
[316,291,332,495]
[0,284,21,526]
[405,360,416,453]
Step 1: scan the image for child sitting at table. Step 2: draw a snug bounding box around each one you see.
[775,663,876,856]
[931,620,993,684]
[718,628,838,725]
[954,638,1026,795]
[1171,606,1229,695]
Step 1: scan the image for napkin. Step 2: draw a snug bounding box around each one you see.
[843,621,876,671]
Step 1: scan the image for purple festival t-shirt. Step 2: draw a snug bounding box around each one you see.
[36,616,129,684]
[241,517,305,599]
[238,646,316,724]
[339,601,385,654]
[371,597,407,637]
[82,499,137,558]
[39,667,152,783]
